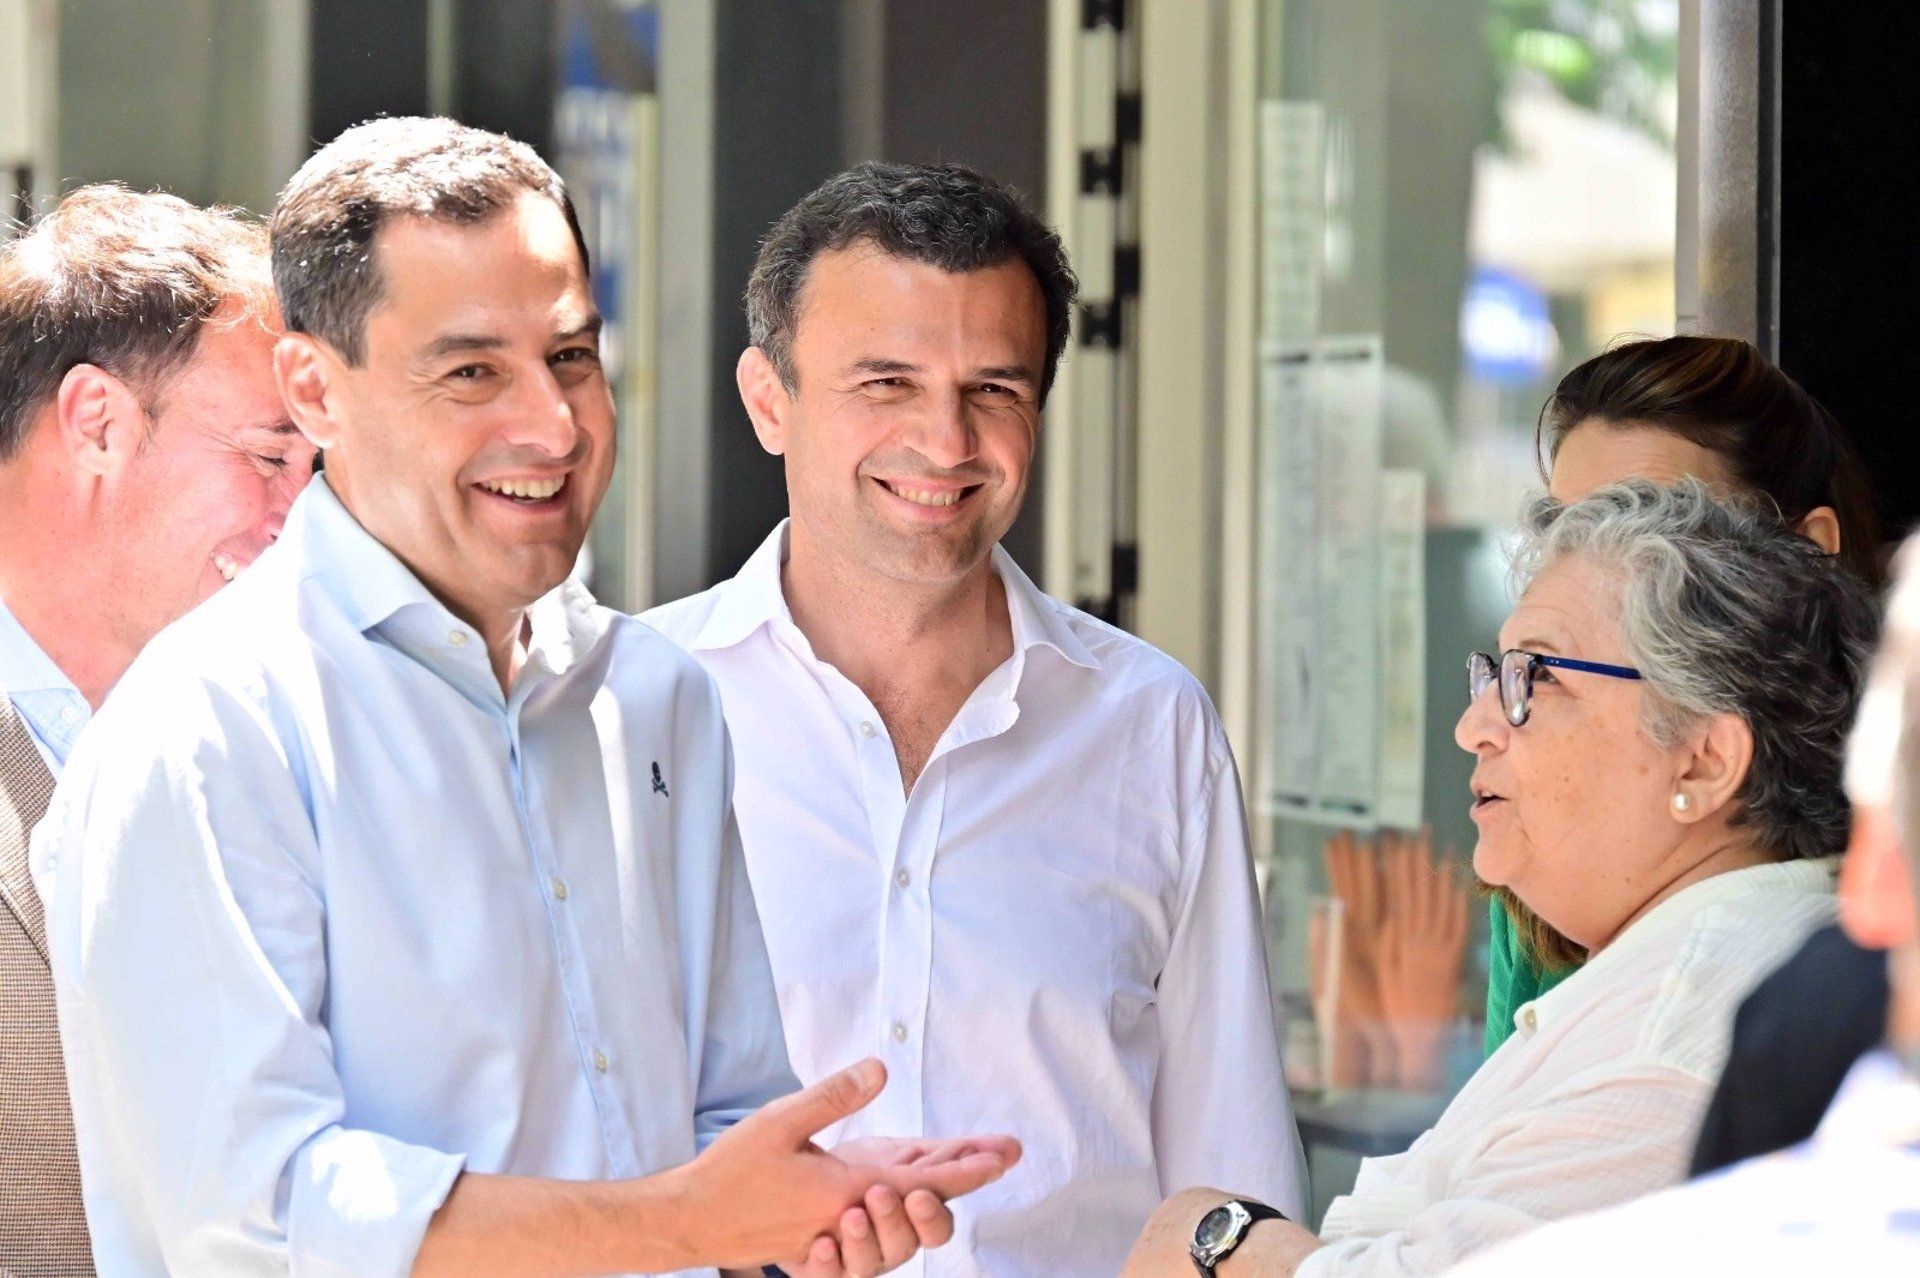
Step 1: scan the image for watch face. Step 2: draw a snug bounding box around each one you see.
[1195,1205,1239,1251]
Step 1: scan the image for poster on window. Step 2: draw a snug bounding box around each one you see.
[1257,337,1386,826]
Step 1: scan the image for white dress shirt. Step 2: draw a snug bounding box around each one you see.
[0,601,90,773]
[643,523,1305,1278]
[1296,857,1838,1277]
[1449,1049,1920,1277]
[35,477,795,1278]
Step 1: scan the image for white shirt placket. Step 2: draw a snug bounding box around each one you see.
[833,687,931,1137]
[861,679,1020,1144]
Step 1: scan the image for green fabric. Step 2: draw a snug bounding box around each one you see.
[1483,900,1579,1055]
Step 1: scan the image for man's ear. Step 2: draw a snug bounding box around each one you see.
[1672,712,1754,824]
[55,364,147,478]
[1797,505,1843,557]
[274,332,343,451]
[1840,802,1918,948]
[737,346,793,457]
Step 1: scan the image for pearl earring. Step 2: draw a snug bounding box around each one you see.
[1672,792,1691,813]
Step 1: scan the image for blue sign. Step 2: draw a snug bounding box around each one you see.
[1461,267,1557,386]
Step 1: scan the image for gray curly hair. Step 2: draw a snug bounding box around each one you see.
[1513,477,1880,862]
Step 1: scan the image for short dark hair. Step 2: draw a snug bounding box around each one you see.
[270,116,588,366]
[0,184,272,461]
[745,162,1077,402]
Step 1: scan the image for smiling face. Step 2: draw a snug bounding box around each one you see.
[1454,555,1693,949]
[285,192,613,633]
[107,303,315,638]
[742,244,1046,589]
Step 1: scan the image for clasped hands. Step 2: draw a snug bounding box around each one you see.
[693,1057,1020,1278]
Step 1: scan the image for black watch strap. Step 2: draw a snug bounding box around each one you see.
[1191,1198,1288,1277]
[1239,1201,1284,1228]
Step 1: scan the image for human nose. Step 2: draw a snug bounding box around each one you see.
[505,365,582,459]
[1455,669,1511,756]
[900,389,977,471]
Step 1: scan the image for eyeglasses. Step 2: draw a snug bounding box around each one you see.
[1467,648,1642,727]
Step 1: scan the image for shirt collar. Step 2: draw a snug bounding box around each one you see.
[0,599,81,700]
[1601,856,1840,964]
[1519,856,1841,1035]
[285,473,612,685]
[0,599,89,769]
[687,519,1101,672]
[284,473,446,636]
[996,542,1101,672]
[684,521,792,653]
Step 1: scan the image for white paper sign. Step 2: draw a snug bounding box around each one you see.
[1256,337,1386,826]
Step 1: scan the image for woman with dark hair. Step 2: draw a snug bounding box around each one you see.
[1488,334,1883,1051]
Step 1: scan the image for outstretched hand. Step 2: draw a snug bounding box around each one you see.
[686,1058,1017,1276]
[778,1137,1024,1277]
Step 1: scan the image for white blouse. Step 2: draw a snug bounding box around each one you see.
[1296,857,1839,1277]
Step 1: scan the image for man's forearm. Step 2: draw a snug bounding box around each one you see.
[412,1168,699,1278]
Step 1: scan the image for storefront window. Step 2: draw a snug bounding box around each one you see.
[1249,0,1680,1221]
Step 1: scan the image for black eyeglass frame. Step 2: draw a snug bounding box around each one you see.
[1467,648,1643,728]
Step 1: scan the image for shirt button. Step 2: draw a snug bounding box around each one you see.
[58,706,78,724]
[857,720,877,738]
[894,868,911,889]
[448,630,468,647]
[1520,1007,1538,1031]
[552,878,569,901]
[593,1049,609,1072]
[890,1021,909,1044]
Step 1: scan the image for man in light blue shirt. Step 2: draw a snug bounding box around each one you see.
[37,119,1013,1278]
[0,183,314,1274]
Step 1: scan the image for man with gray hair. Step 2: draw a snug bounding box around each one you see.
[38,122,1010,1278]
[0,183,314,1275]
[1450,531,1920,1276]
[644,162,1304,1277]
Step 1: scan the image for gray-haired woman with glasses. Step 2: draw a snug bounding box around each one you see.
[1123,477,1878,1278]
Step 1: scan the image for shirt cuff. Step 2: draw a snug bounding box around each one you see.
[289,1127,467,1277]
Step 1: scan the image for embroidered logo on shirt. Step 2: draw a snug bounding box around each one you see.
[651,762,669,797]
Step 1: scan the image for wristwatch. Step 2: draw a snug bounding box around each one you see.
[1189,1198,1286,1276]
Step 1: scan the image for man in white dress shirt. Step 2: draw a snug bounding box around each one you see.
[0,183,315,1275]
[36,121,1012,1278]
[643,162,1305,1277]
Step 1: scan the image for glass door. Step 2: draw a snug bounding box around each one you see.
[1246,0,1681,1221]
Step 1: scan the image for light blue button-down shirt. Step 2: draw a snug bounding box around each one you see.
[0,600,90,773]
[36,476,795,1278]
